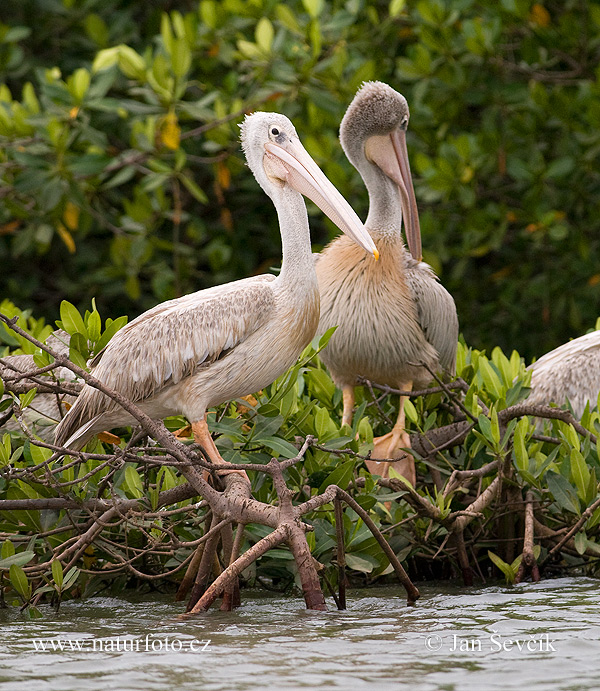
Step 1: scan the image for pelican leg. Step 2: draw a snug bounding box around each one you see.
[367,382,416,485]
[341,386,355,428]
[191,416,249,482]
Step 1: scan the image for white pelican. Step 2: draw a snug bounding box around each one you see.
[54,112,378,474]
[316,82,458,483]
[526,329,600,419]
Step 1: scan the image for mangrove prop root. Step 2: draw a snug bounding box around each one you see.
[220,523,245,611]
[334,497,347,610]
[515,491,540,584]
[187,525,289,614]
[176,543,205,601]
[335,488,420,604]
[454,530,473,586]
[186,514,224,612]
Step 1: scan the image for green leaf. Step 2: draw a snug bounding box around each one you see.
[403,398,418,425]
[315,407,332,442]
[546,471,580,514]
[545,157,575,180]
[318,459,355,493]
[95,316,127,354]
[69,68,91,102]
[52,559,63,590]
[62,566,80,590]
[29,443,52,464]
[124,466,144,498]
[1,540,15,559]
[68,346,89,370]
[570,449,591,502]
[200,0,218,28]
[19,388,38,410]
[260,436,299,459]
[252,413,284,439]
[389,0,406,17]
[60,301,88,339]
[488,550,515,583]
[0,434,12,465]
[171,38,192,78]
[117,45,146,80]
[574,531,587,555]
[513,417,529,473]
[345,552,374,573]
[477,413,493,443]
[478,358,502,399]
[302,0,324,18]
[9,563,31,600]
[0,551,34,569]
[92,46,120,73]
[255,17,274,53]
[87,309,102,344]
[160,13,173,54]
[180,174,209,204]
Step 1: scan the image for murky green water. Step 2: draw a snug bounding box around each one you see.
[0,577,598,690]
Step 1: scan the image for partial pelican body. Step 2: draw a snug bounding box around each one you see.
[526,329,600,418]
[54,112,377,470]
[0,330,76,440]
[317,82,458,484]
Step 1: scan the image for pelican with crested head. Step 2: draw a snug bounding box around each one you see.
[54,112,378,476]
[316,82,459,484]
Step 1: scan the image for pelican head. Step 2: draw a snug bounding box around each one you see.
[241,111,378,259]
[340,81,422,261]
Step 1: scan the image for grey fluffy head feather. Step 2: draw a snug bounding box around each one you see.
[340,81,409,166]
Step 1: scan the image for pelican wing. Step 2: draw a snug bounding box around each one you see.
[526,331,600,418]
[406,262,459,375]
[90,274,277,402]
[528,330,600,374]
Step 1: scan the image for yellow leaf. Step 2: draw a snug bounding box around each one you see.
[0,221,19,235]
[460,165,474,184]
[69,106,79,119]
[529,4,550,27]
[216,160,231,190]
[160,112,181,150]
[57,224,76,253]
[63,202,80,231]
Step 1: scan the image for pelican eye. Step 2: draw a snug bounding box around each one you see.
[400,116,409,130]
[268,125,287,144]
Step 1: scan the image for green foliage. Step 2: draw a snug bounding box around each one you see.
[0,1,599,357]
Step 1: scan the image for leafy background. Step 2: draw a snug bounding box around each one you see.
[1,0,599,360]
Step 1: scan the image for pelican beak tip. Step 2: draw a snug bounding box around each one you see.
[373,247,380,262]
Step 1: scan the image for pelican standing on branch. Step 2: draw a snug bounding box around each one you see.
[55,112,378,477]
[316,82,458,483]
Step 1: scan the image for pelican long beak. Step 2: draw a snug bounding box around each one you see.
[264,139,378,260]
[365,130,422,261]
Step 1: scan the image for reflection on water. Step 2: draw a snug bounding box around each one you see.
[1,577,599,690]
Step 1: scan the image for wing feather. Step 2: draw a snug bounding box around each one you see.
[90,275,276,402]
[406,262,459,375]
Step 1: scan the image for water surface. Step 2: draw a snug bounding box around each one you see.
[1,577,598,690]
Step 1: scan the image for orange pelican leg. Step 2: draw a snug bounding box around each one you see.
[191,416,249,482]
[341,386,355,428]
[367,381,416,485]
